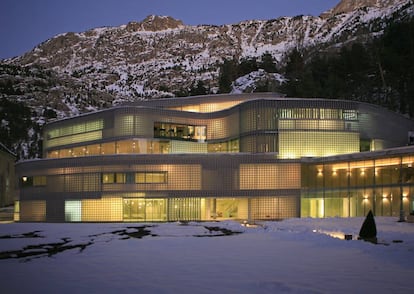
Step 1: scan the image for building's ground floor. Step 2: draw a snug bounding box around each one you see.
[14,148,414,222]
[15,195,300,222]
[14,187,413,222]
[302,186,413,218]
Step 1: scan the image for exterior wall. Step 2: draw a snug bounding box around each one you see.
[301,150,414,218]
[19,200,46,222]
[240,163,300,189]
[171,141,208,153]
[43,97,369,158]
[82,197,123,222]
[16,94,414,222]
[42,96,414,159]
[0,149,15,207]
[16,154,301,222]
[358,103,414,149]
[278,131,359,159]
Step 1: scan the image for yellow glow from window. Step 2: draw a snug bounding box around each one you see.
[47,120,103,139]
[82,198,123,222]
[167,101,243,113]
[46,130,102,148]
[240,164,300,189]
[319,199,324,217]
[375,158,401,167]
[329,158,406,172]
[33,176,47,186]
[282,153,296,159]
[279,131,359,159]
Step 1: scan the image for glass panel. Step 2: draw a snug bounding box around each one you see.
[116,173,126,184]
[46,130,102,148]
[154,122,206,142]
[148,172,166,183]
[168,198,201,221]
[136,173,146,184]
[215,198,239,219]
[101,142,115,155]
[135,172,167,184]
[82,198,122,222]
[87,144,101,156]
[102,173,115,184]
[123,199,166,221]
[65,200,82,222]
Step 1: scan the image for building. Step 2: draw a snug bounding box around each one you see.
[0,143,15,208]
[14,93,414,222]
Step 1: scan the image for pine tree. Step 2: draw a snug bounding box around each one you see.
[358,210,377,243]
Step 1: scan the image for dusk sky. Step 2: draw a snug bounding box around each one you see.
[1,0,340,60]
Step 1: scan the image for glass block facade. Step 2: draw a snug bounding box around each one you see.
[15,93,414,222]
[301,150,414,218]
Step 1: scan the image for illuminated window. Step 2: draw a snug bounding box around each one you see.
[102,173,128,184]
[208,139,240,153]
[46,119,104,139]
[135,172,167,184]
[154,122,206,142]
[102,173,115,184]
[14,201,20,213]
[65,200,82,222]
[123,199,167,221]
[343,110,357,120]
[102,172,167,184]
[101,142,115,155]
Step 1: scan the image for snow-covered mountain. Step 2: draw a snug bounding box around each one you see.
[0,0,413,159]
[4,0,413,104]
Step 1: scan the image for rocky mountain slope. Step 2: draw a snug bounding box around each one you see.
[1,0,413,158]
[5,0,413,102]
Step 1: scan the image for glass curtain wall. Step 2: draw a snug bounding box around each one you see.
[123,198,167,221]
[301,156,414,217]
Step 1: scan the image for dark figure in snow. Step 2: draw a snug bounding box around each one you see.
[358,210,377,243]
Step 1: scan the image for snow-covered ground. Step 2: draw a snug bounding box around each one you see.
[1,217,414,293]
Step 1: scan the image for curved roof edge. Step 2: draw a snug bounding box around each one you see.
[43,93,413,129]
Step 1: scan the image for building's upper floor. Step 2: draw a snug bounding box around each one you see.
[42,93,414,159]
